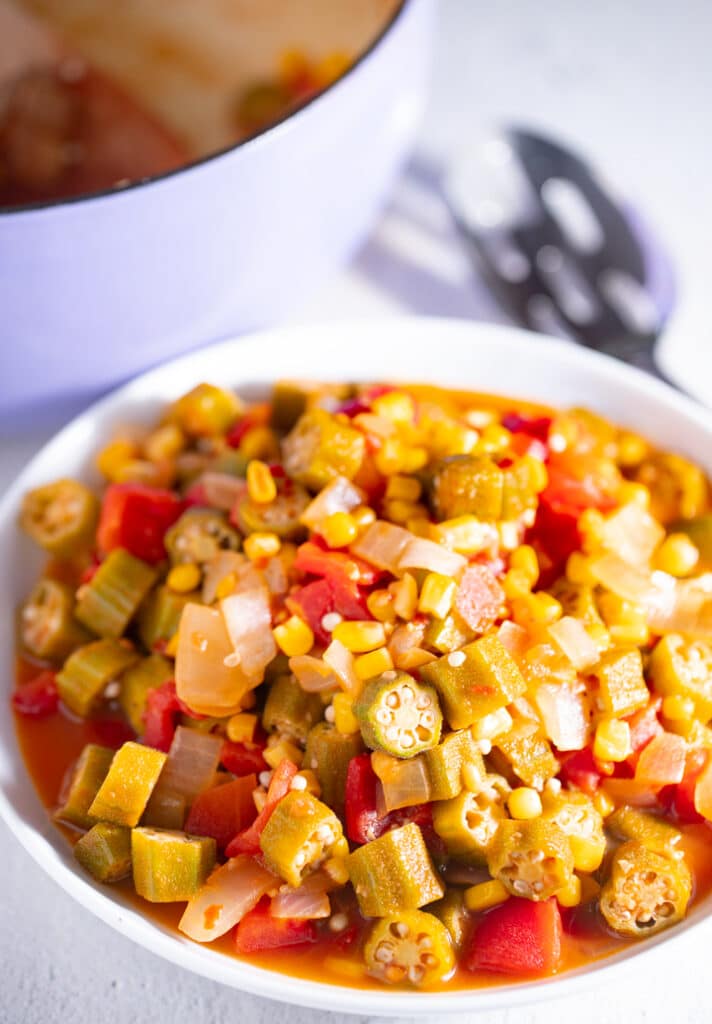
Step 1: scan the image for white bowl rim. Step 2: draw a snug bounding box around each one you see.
[3,316,712,1016]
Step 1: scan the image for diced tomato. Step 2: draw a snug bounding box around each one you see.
[97,484,184,564]
[11,671,58,718]
[295,541,381,587]
[625,698,663,769]
[225,758,298,856]
[560,748,600,795]
[509,433,549,462]
[344,753,432,846]
[634,732,686,787]
[288,579,338,645]
[184,775,258,851]
[234,899,317,954]
[220,739,267,777]
[666,749,708,824]
[226,403,271,448]
[289,542,375,641]
[455,564,505,634]
[90,717,136,749]
[501,412,552,443]
[465,897,562,976]
[141,680,181,752]
[336,398,371,418]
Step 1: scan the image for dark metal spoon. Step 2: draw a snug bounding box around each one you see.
[444,126,677,382]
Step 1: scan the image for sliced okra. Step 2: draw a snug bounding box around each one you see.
[354,671,443,758]
[57,638,138,718]
[364,910,455,987]
[20,578,90,662]
[303,722,363,814]
[20,478,98,556]
[54,744,115,830]
[74,822,132,883]
[347,823,444,917]
[260,791,347,887]
[600,840,691,938]
[75,548,157,638]
[487,818,574,901]
[88,741,167,827]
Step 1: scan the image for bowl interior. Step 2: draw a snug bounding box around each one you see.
[2,318,712,1016]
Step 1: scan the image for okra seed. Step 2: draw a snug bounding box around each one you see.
[447,651,466,668]
[104,680,120,699]
[329,913,348,932]
[223,651,241,668]
[325,705,336,723]
[477,739,492,755]
[290,775,308,791]
[258,770,273,787]
[376,708,392,725]
[386,693,399,708]
[421,953,438,968]
[408,966,424,984]
[392,921,409,939]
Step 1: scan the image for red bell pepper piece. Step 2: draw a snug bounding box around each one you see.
[465,897,563,976]
[668,748,708,824]
[97,483,184,564]
[295,541,381,587]
[234,899,317,954]
[288,579,339,645]
[225,758,298,857]
[501,412,552,443]
[344,754,432,846]
[141,680,181,751]
[225,402,271,448]
[11,671,58,718]
[625,698,663,769]
[90,717,136,749]
[184,774,258,851]
[220,739,267,777]
[509,433,549,462]
[560,748,600,795]
[455,564,505,634]
[289,542,375,642]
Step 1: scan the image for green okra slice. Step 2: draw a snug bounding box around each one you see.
[347,823,444,917]
[421,634,526,731]
[75,548,157,639]
[541,789,606,872]
[364,910,455,987]
[600,840,691,938]
[607,805,683,859]
[57,638,139,717]
[132,828,216,902]
[74,822,132,883]
[20,578,91,662]
[432,786,506,861]
[141,790,187,831]
[270,380,352,433]
[303,722,364,814]
[424,729,485,802]
[594,648,650,718]
[54,744,115,829]
[487,818,574,901]
[494,729,559,790]
[119,654,174,735]
[430,455,504,521]
[20,478,99,556]
[282,409,365,490]
[165,509,240,566]
[138,585,192,652]
[260,790,348,887]
[263,674,324,743]
[549,578,605,629]
[88,741,167,827]
[423,613,473,655]
[648,634,712,722]
[234,485,311,539]
[501,458,541,520]
[354,671,442,758]
[432,889,470,950]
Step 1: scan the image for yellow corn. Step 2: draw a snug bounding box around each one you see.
[165,632,180,658]
[144,423,185,463]
[371,391,415,424]
[273,615,315,657]
[406,517,432,538]
[297,769,321,797]
[594,718,631,762]
[417,572,457,620]
[263,737,303,769]
[240,425,279,461]
[617,480,650,509]
[592,789,615,818]
[167,563,201,593]
[366,589,396,623]
[382,499,426,525]
[244,532,281,561]
[617,431,649,467]
[215,572,237,600]
[431,515,492,555]
[323,855,350,886]
[96,439,137,481]
[395,647,437,670]
[464,879,509,913]
[598,592,650,646]
[430,422,479,459]
[332,692,360,734]
[519,454,549,493]
[508,787,543,820]
[399,446,429,473]
[354,646,394,681]
[502,569,535,600]
[385,475,422,503]
[351,505,376,531]
[390,573,418,620]
[472,707,513,741]
[246,459,277,504]
[579,508,606,553]
[226,712,258,743]
[654,533,699,577]
[565,552,598,586]
[332,620,386,653]
[475,423,512,455]
[556,874,581,908]
[570,835,606,873]
[320,511,359,549]
[662,694,696,722]
[462,761,484,792]
[510,544,539,582]
[511,592,562,627]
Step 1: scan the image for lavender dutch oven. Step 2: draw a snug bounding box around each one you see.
[0,0,433,427]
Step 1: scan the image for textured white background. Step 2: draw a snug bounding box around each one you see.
[3,2,712,1022]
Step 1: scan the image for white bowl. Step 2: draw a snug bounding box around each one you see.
[2,318,712,1016]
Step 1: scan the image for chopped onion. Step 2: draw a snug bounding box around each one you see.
[146,726,223,818]
[497,620,529,661]
[371,750,432,811]
[175,602,254,716]
[351,520,412,574]
[270,874,332,920]
[264,555,289,596]
[198,472,247,511]
[600,503,664,567]
[323,638,360,695]
[534,683,589,752]
[647,577,712,640]
[590,553,675,606]
[300,476,365,530]
[221,570,276,680]
[388,620,433,671]
[179,855,278,942]
[397,537,466,579]
[289,655,339,692]
[202,551,246,604]
[548,617,599,671]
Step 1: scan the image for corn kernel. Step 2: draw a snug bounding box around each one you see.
[556,874,581,908]
[579,509,606,552]
[462,761,484,792]
[464,879,509,913]
[617,431,649,467]
[244,532,281,561]
[390,573,418,620]
[617,481,650,509]
[431,515,493,555]
[592,789,615,818]
[273,615,315,657]
[431,422,479,458]
[662,694,696,722]
[472,707,513,741]
[351,505,376,531]
[475,423,512,454]
[354,646,394,681]
[167,564,201,593]
[406,517,432,538]
[227,712,258,743]
[385,475,422,503]
[318,511,358,549]
[654,533,699,577]
[579,875,602,904]
[246,459,277,504]
[519,454,549,493]
[324,855,350,886]
[383,499,426,525]
[240,426,279,461]
[395,647,437,670]
[510,544,539,583]
[332,692,360,734]
[571,835,606,873]
[366,589,396,623]
[297,769,321,797]
[565,552,598,586]
[371,391,415,424]
[502,569,534,600]
[144,423,185,463]
[165,632,180,658]
[332,620,386,653]
[508,787,543,820]
[96,439,138,480]
[511,592,562,627]
[399,446,429,473]
[594,718,631,762]
[418,573,457,619]
[215,572,237,600]
[263,737,303,769]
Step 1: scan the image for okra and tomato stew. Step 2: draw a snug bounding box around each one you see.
[12,379,712,990]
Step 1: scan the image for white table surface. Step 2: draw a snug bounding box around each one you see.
[3,1,712,1022]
